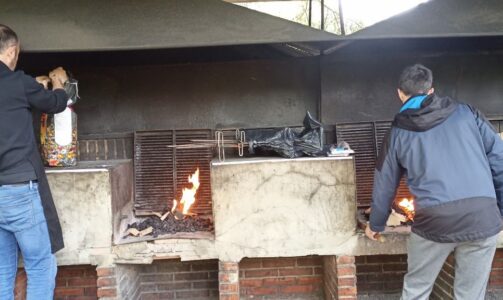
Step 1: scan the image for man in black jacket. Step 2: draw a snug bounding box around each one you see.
[0,24,68,300]
[366,64,503,299]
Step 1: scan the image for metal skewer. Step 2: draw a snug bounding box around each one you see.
[165,129,247,162]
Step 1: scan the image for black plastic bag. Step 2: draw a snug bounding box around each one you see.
[64,77,79,105]
[246,112,324,158]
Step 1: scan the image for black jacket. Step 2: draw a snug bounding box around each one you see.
[370,95,503,242]
[0,61,68,252]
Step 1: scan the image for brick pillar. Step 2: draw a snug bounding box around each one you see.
[96,265,117,300]
[488,249,503,297]
[324,255,357,299]
[219,261,240,300]
[14,269,27,300]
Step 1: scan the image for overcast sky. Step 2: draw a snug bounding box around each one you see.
[342,0,428,25]
[236,0,429,31]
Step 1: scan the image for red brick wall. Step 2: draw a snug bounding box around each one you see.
[139,259,219,299]
[239,256,324,299]
[219,261,239,300]
[355,254,407,296]
[14,269,27,300]
[324,256,357,300]
[96,266,118,299]
[431,254,455,300]
[489,249,503,291]
[431,249,503,299]
[323,256,338,299]
[55,265,98,300]
[15,265,98,300]
[358,249,503,298]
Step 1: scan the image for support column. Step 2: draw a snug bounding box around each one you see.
[219,261,240,300]
[96,265,117,300]
[324,255,357,299]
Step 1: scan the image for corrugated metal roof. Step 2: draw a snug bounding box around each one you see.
[1,0,339,52]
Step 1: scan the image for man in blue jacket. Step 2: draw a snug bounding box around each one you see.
[366,64,503,299]
[0,24,68,300]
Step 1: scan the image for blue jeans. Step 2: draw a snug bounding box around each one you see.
[0,182,57,300]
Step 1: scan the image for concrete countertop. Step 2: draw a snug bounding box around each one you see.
[45,159,132,173]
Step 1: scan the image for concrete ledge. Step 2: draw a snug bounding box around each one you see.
[111,231,503,264]
[47,157,503,265]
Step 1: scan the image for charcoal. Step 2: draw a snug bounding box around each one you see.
[128,214,213,238]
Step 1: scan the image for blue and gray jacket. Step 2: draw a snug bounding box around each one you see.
[369,94,503,242]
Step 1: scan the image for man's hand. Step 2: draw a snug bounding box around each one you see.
[35,76,51,90]
[49,67,68,90]
[365,223,378,241]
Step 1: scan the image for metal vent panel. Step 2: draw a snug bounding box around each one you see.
[489,118,503,133]
[134,130,212,215]
[336,122,376,207]
[375,121,392,155]
[336,121,413,207]
[374,121,411,202]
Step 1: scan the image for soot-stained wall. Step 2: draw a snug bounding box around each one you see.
[23,57,320,135]
[321,38,503,124]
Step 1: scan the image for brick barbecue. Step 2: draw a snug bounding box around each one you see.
[6,0,503,299]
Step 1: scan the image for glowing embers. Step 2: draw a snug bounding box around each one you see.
[397,198,415,221]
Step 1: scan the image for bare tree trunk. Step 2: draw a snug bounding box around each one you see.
[339,0,346,35]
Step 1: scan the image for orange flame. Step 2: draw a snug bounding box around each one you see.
[171,199,178,214]
[180,168,200,215]
[398,198,415,221]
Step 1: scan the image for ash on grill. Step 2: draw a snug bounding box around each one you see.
[127,215,213,238]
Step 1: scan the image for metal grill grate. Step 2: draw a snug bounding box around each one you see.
[374,122,411,201]
[336,121,412,207]
[489,118,503,133]
[174,131,213,215]
[134,130,213,215]
[336,122,377,207]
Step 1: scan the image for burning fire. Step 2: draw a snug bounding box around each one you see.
[398,198,415,221]
[171,199,178,214]
[171,168,200,216]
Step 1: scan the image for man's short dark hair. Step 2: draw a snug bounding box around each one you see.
[398,64,433,96]
[0,24,18,54]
